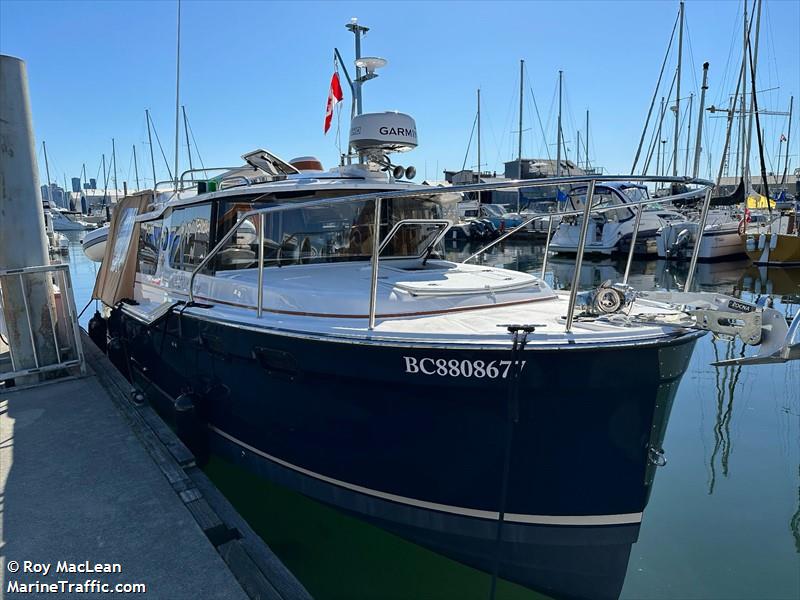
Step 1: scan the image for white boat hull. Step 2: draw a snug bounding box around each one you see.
[82,225,108,262]
[656,221,745,260]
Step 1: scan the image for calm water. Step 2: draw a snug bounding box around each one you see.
[63,231,800,600]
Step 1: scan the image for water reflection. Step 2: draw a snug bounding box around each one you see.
[707,339,745,495]
[58,235,800,599]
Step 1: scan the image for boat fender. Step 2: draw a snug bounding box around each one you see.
[87,310,108,353]
[746,236,756,252]
[107,336,124,364]
[769,233,778,250]
[173,392,208,465]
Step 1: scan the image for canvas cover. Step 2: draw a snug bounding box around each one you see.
[92,191,154,306]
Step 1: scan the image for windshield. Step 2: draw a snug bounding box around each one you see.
[621,186,648,203]
[481,204,507,217]
[215,193,451,271]
[568,186,633,222]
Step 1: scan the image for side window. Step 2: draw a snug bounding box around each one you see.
[137,220,162,276]
[164,204,212,271]
[181,206,211,268]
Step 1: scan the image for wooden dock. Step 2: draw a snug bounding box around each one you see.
[0,331,312,600]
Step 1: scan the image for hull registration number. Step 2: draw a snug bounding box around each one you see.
[403,357,527,379]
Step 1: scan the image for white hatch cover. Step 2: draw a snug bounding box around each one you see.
[390,267,541,296]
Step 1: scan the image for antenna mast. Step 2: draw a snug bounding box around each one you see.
[346,18,369,117]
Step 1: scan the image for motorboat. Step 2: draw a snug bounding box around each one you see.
[42,200,69,255]
[49,206,95,231]
[91,165,797,600]
[82,224,108,262]
[656,209,746,261]
[549,183,683,256]
[86,23,799,599]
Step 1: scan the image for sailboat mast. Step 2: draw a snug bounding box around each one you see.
[747,27,769,205]
[693,62,709,179]
[585,109,590,171]
[80,163,86,203]
[781,96,794,186]
[518,60,524,180]
[112,137,118,203]
[102,153,108,206]
[477,88,482,210]
[656,97,665,187]
[743,0,762,187]
[673,0,684,177]
[556,71,563,177]
[42,140,52,203]
[173,0,181,191]
[182,105,194,180]
[133,145,140,191]
[684,93,693,175]
[517,60,524,212]
[739,0,748,183]
[146,109,157,189]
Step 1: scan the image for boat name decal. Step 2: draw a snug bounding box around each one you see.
[727,299,755,313]
[403,357,526,379]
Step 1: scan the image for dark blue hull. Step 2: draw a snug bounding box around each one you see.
[110,308,699,598]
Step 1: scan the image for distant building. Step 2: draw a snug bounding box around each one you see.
[717,173,799,196]
[71,177,81,193]
[503,158,588,179]
[40,183,68,209]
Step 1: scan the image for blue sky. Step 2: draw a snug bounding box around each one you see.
[1,0,798,189]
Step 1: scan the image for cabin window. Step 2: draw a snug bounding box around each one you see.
[137,220,163,276]
[163,203,212,271]
[569,187,633,223]
[214,194,450,271]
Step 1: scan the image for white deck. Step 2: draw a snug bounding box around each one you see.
[130,259,692,349]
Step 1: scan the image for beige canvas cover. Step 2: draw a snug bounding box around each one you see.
[92,191,154,306]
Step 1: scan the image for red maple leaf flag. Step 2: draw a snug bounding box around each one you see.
[324,72,344,134]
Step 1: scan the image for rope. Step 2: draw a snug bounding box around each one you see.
[488,326,533,600]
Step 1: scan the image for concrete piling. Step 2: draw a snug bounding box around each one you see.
[0,55,58,378]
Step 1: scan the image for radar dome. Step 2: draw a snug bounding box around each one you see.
[349,112,418,154]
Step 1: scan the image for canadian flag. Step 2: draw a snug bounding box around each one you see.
[324,71,344,134]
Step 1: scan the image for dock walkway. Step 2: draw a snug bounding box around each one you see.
[1,333,312,599]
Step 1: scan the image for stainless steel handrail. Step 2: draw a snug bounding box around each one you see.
[565,181,597,333]
[184,174,714,333]
[683,187,715,292]
[368,198,382,331]
[377,219,451,255]
[462,186,708,263]
[622,203,645,285]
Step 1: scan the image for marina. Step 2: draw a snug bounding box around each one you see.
[2,1,800,599]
